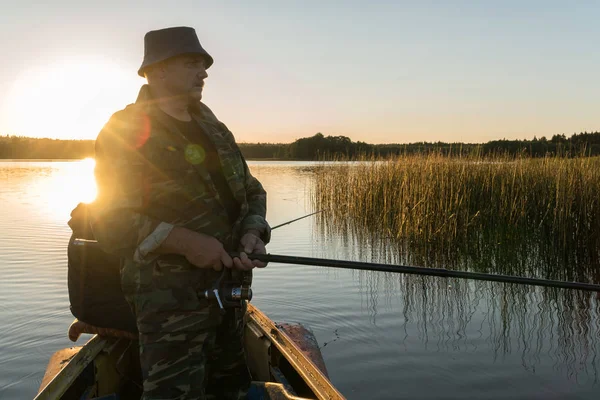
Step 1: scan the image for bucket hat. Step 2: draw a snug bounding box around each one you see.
[138,26,213,77]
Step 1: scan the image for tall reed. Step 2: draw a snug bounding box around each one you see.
[312,151,600,272]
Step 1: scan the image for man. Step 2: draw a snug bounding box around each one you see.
[89,26,270,399]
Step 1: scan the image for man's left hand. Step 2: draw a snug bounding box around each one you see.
[233,230,267,270]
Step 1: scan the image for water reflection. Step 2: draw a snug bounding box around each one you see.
[0,159,97,223]
[315,212,600,386]
[2,160,599,398]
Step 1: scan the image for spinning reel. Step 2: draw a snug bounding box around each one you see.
[199,255,253,313]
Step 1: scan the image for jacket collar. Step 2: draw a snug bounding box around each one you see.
[133,85,243,214]
[132,84,218,143]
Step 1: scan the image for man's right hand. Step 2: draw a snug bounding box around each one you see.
[159,227,233,271]
[183,232,233,271]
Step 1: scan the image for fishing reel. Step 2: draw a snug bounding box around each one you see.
[199,264,252,314]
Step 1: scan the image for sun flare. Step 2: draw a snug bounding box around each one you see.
[77,157,98,204]
[5,57,141,140]
[38,158,98,222]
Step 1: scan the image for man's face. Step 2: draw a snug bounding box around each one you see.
[162,55,208,101]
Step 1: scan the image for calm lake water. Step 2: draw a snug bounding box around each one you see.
[1,160,599,399]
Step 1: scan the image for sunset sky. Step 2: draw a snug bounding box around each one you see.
[1,1,598,144]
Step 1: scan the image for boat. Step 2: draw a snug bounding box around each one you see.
[35,303,345,400]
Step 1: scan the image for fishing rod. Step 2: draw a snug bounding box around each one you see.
[72,211,324,248]
[236,253,600,292]
[73,211,599,292]
[270,210,324,230]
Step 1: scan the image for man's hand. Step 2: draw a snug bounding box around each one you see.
[159,227,233,271]
[233,229,267,270]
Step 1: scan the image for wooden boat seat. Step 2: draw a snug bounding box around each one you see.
[68,319,138,342]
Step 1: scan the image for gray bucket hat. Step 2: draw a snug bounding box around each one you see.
[138,26,214,77]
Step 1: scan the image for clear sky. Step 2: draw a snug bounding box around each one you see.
[1,1,598,144]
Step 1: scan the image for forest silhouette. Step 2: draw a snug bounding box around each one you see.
[1,131,599,160]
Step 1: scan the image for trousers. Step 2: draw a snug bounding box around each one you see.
[122,256,251,400]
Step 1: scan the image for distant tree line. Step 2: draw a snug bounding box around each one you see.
[481,132,600,158]
[0,136,95,159]
[1,131,600,160]
[272,131,600,159]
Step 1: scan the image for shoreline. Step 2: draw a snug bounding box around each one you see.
[0,157,292,162]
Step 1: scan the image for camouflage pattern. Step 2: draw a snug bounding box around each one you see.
[91,84,270,259]
[89,84,269,399]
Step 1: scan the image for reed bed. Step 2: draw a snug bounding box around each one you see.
[311,152,600,381]
[312,153,600,261]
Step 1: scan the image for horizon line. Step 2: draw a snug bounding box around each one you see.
[2,131,600,146]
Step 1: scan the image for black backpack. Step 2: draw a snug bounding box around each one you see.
[67,203,138,333]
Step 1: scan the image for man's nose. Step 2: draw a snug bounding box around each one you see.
[198,68,208,79]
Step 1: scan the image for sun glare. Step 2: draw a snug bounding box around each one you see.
[4,57,140,140]
[28,158,98,223]
[78,158,98,203]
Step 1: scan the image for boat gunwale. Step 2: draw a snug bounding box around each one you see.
[246,303,345,400]
[34,335,108,400]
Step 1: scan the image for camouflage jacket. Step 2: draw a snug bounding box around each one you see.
[89,84,270,265]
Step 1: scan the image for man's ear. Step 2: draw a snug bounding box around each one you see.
[145,62,168,82]
[156,62,169,80]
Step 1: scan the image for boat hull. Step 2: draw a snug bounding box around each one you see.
[36,304,344,400]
